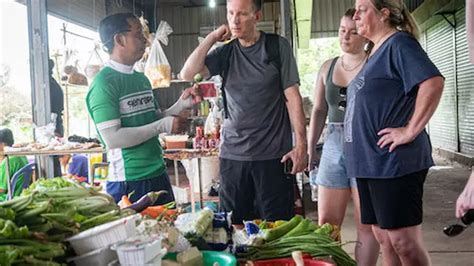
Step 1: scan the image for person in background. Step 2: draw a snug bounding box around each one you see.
[87,13,202,204]
[48,59,64,138]
[48,59,64,177]
[59,154,89,182]
[307,8,379,265]
[0,128,28,201]
[345,0,444,265]
[180,0,307,225]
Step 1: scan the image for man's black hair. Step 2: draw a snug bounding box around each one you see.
[99,13,138,53]
[0,128,14,147]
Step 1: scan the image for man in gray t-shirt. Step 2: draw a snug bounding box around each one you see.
[180,0,307,225]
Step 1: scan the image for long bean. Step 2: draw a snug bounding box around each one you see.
[237,232,357,266]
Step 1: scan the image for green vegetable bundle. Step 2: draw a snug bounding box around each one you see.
[0,207,15,220]
[0,218,29,239]
[0,239,65,266]
[236,233,356,266]
[0,178,133,241]
[0,177,135,265]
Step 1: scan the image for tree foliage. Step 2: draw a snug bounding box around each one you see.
[297,38,340,98]
[0,67,33,143]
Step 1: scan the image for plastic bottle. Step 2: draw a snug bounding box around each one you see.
[193,126,204,149]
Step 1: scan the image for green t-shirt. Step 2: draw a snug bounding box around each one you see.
[86,67,165,182]
[0,156,28,201]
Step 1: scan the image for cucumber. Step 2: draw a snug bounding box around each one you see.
[314,223,333,236]
[263,215,303,241]
[283,218,316,238]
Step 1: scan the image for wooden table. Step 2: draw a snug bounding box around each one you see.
[1,147,104,199]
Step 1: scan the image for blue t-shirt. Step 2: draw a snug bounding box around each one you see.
[344,32,443,179]
[68,154,89,179]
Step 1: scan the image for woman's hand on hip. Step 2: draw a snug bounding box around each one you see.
[377,127,415,152]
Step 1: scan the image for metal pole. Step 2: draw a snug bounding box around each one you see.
[5,156,12,200]
[174,160,179,186]
[197,157,203,209]
[280,0,293,42]
[27,0,54,178]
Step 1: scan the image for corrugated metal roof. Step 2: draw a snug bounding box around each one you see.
[311,0,355,38]
[310,0,424,39]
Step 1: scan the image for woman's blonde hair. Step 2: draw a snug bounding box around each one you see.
[371,0,419,39]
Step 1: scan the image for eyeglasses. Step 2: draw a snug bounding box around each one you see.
[338,87,347,112]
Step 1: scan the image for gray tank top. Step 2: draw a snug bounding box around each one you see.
[325,57,346,123]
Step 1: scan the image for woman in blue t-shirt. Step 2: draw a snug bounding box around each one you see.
[308,8,379,265]
[348,0,444,265]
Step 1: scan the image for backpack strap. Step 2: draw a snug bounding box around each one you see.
[264,33,281,71]
[219,40,236,119]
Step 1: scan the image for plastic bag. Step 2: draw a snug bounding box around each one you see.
[145,21,173,88]
[62,48,78,76]
[134,15,153,72]
[63,48,88,86]
[181,157,219,193]
[84,43,104,79]
[34,113,58,144]
[204,99,222,135]
[135,46,149,73]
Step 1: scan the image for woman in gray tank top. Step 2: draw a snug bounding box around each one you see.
[307,8,380,266]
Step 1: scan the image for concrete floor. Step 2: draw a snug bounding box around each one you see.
[304,155,474,266]
[168,155,473,265]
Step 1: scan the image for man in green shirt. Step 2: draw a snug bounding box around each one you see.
[87,13,201,203]
[0,128,28,201]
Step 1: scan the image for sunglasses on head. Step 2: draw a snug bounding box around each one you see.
[338,87,347,112]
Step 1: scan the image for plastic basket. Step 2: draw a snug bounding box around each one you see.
[163,251,237,266]
[112,238,166,266]
[66,214,140,255]
[66,245,118,266]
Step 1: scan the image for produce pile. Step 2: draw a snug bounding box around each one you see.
[119,192,178,221]
[235,215,356,266]
[0,177,133,265]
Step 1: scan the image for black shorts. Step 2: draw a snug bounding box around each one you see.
[219,158,294,224]
[356,169,428,229]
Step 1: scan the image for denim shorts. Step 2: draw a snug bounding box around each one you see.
[316,123,356,188]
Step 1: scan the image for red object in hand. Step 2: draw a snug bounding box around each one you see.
[199,82,217,98]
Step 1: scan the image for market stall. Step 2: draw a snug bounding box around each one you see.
[0,177,355,266]
[1,144,103,200]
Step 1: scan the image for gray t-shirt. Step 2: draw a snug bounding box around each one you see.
[205,32,300,161]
